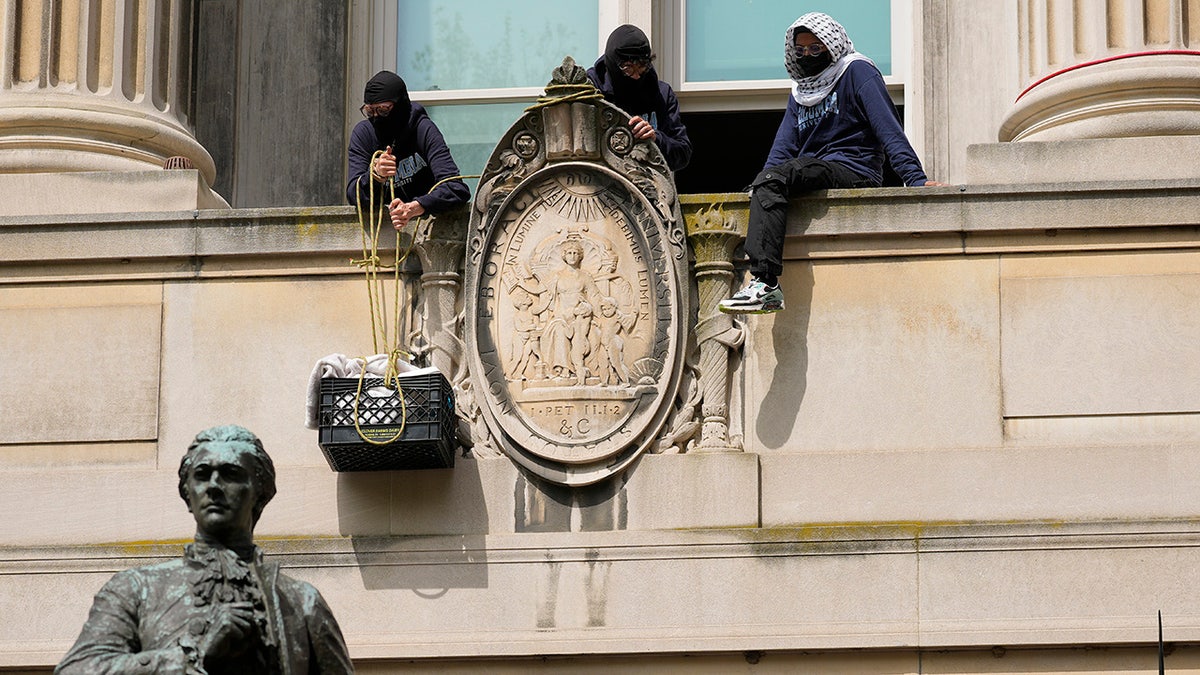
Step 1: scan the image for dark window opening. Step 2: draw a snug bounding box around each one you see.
[673,106,907,194]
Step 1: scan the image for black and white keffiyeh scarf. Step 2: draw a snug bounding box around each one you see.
[785,12,875,107]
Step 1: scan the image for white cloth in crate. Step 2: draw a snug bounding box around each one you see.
[305,354,426,429]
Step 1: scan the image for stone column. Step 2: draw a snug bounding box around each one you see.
[1000,0,1200,142]
[413,206,500,457]
[412,207,469,384]
[0,0,220,202]
[684,198,748,453]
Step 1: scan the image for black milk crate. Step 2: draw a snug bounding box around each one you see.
[317,372,456,471]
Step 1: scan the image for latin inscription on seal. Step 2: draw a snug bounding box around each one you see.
[473,165,675,465]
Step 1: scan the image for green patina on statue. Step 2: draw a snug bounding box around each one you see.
[57,425,354,674]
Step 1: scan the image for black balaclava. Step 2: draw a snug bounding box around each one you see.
[603,24,659,116]
[363,70,413,147]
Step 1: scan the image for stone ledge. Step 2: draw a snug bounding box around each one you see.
[7,519,1199,569]
[0,170,228,217]
[969,136,1200,183]
[4,521,1199,665]
[0,204,418,284]
[3,181,1198,284]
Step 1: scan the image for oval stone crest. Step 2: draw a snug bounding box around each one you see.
[464,61,688,485]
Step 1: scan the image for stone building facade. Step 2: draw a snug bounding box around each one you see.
[2,1,1200,672]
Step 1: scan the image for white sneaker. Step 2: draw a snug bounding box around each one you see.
[719,278,785,314]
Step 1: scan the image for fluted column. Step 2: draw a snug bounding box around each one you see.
[0,0,216,181]
[1000,0,1200,141]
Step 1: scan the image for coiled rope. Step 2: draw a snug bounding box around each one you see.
[349,153,477,445]
[524,83,604,112]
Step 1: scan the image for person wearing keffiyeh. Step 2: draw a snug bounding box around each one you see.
[720,12,945,315]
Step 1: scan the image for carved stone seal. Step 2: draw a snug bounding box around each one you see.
[465,61,689,485]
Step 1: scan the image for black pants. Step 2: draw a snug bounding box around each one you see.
[745,156,869,281]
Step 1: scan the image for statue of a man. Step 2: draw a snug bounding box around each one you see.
[56,425,354,674]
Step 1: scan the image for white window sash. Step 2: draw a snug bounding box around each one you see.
[346,0,909,114]
[667,0,910,110]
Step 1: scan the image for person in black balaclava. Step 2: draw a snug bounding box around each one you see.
[346,70,470,229]
[587,25,692,172]
[718,13,946,316]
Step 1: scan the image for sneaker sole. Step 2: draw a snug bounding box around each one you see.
[719,303,784,315]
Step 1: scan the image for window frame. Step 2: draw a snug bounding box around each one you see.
[346,0,628,110]
[348,0,910,112]
[343,0,915,156]
[656,0,912,111]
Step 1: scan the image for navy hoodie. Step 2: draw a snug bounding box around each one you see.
[345,103,470,212]
[765,60,927,187]
[587,57,693,173]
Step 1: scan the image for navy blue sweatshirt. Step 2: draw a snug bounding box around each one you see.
[345,103,470,212]
[766,60,927,187]
[587,57,693,172]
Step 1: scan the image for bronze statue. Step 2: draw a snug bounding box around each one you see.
[57,425,354,674]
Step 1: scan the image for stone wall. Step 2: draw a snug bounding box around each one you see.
[2,179,1199,671]
[192,0,348,207]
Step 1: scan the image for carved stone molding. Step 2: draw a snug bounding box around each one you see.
[412,207,498,457]
[413,208,469,380]
[678,196,749,453]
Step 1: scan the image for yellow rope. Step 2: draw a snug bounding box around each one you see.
[525,84,604,112]
[352,151,407,445]
[350,357,408,446]
[353,150,396,355]
[349,162,478,445]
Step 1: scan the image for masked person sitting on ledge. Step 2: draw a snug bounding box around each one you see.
[346,70,470,231]
[719,12,946,315]
[587,24,692,173]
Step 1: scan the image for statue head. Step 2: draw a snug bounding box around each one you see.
[511,287,533,310]
[178,425,278,543]
[560,239,585,267]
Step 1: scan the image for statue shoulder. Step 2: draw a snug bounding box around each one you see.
[272,570,354,672]
[100,558,187,595]
[273,570,333,613]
